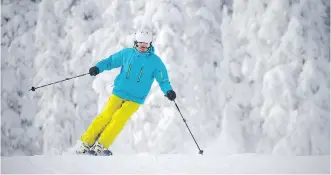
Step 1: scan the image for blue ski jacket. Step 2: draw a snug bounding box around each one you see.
[95,46,173,104]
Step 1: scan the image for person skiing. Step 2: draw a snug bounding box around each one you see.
[76,30,176,155]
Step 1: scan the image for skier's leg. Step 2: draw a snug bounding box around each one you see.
[80,94,125,146]
[97,100,140,149]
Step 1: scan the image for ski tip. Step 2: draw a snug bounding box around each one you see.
[103,150,113,156]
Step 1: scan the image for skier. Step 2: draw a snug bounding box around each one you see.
[76,30,176,155]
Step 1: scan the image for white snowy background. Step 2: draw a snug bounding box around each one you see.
[1,0,330,173]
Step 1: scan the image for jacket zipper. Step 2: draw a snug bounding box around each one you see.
[126,64,132,79]
[160,70,163,79]
[137,67,144,82]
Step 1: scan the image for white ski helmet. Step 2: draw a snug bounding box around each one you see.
[134,30,153,44]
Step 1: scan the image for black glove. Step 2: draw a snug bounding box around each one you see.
[89,66,100,76]
[166,90,176,101]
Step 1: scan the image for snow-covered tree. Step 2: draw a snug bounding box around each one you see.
[1,0,41,156]
[219,0,330,155]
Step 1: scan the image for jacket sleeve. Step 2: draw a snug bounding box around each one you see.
[95,49,126,73]
[154,59,173,95]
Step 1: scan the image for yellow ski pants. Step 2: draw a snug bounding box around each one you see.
[80,94,140,148]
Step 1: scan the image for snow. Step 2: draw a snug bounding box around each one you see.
[1,0,330,173]
[2,154,329,174]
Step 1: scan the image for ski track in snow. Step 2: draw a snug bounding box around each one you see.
[1,154,329,174]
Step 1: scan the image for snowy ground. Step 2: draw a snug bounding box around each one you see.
[1,154,329,174]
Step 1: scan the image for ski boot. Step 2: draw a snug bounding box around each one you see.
[88,142,113,156]
[76,142,91,155]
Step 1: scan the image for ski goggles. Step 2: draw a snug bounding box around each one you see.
[136,42,150,47]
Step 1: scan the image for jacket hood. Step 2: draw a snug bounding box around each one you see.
[149,45,155,53]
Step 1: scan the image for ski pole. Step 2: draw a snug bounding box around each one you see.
[29,73,89,92]
[173,100,204,155]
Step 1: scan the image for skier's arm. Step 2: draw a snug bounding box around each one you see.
[154,60,173,95]
[96,49,125,73]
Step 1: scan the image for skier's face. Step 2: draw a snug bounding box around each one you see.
[136,42,150,53]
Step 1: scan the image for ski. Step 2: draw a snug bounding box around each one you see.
[88,149,113,156]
